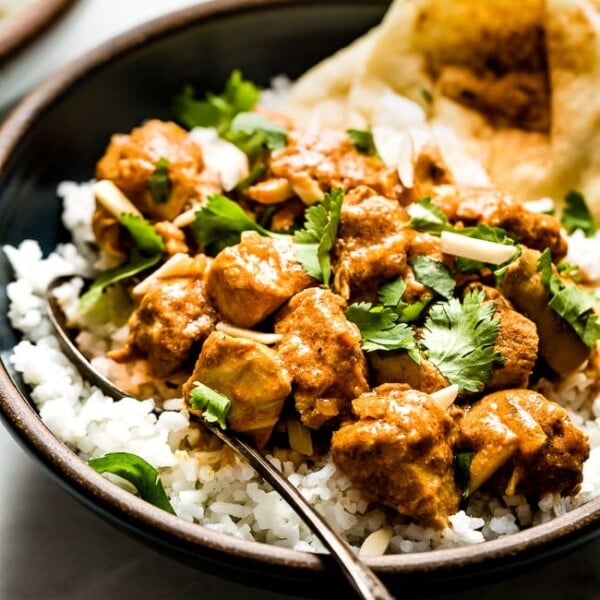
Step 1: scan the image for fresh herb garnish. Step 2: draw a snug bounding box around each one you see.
[227,112,287,158]
[454,451,473,499]
[293,187,344,287]
[345,302,419,360]
[537,248,600,348]
[191,194,269,254]
[188,381,232,430]
[378,277,431,323]
[88,452,175,514]
[557,261,582,283]
[80,214,165,307]
[347,129,378,156]
[561,190,597,238]
[407,197,451,234]
[409,198,517,244]
[147,157,171,204]
[421,289,505,393]
[410,256,456,300]
[173,70,260,134]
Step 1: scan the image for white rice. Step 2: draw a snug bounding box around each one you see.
[5,180,600,555]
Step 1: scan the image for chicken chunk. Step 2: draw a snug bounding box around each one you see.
[369,352,449,393]
[460,389,589,498]
[207,231,314,328]
[275,288,369,429]
[501,248,592,377]
[183,332,291,447]
[333,187,413,301]
[433,187,567,260]
[96,119,218,222]
[264,129,405,205]
[466,284,539,390]
[331,384,460,528]
[110,256,217,377]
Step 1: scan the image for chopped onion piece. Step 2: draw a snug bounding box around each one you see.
[440,231,517,265]
[286,417,313,456]
[132,253,198,297]
[215,322,283,345]
[430,384,459,410]
[93,180,142,219]
[358,528,393,558]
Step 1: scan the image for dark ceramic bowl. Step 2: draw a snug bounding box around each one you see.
[1,1,600,597]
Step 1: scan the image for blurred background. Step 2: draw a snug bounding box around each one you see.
[1,1,599,598]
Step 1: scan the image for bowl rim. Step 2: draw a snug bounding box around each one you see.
[0,0,75,65]
[1,0,600,583]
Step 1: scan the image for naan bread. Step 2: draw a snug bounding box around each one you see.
[287,0,600,219]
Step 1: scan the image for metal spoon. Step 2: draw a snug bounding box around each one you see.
[46,276,395,600]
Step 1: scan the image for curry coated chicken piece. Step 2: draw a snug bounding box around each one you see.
[183,332,292,448]
[432,187,567,260]
[96,119,216,222]
[501,248,592,377]
[467,284,539,390]
[332,187,415,302]
[460,389,589,498]
[109,255,217,377]
[207,231,314,328]
[247,129,405,206]
[331,384,460,529]
[369,352,449,393]
[275,288,369,429]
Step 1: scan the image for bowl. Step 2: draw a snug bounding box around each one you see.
[0,0,75,64]
[1,0,600,596]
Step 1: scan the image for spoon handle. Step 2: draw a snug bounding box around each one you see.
[46,278,394,600]
[205,421,395,600]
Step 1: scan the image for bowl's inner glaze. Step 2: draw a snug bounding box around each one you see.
[2,1,600,597]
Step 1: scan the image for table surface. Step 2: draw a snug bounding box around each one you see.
[1,1,600,598]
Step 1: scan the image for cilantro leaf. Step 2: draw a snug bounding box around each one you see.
[347,129,378,156]
[88,452,175,514]
[561,190,597,238]
[226,112,287,158]
[80,214,165,307]
[346,302,419,360]
[421,289,505,393]
[191,194,269,254]
[173,70,260,134]
[537,248,600,348]
[410,256,456,299]
[409,198,518,257]
[188,381,232,430]
[378,277,431,323]
[408,197,452,234]
[378,277,407,310]
[293,188,344,287]
[454,451,473,499]
[147,157,171,204]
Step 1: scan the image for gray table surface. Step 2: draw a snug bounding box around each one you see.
[1,1,599,598]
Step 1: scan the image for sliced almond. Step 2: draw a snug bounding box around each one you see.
[358,528,393,558]
[441,231,517,265]
[132,253,197,297]
[430,384,459,410]
[93,180,142,219]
